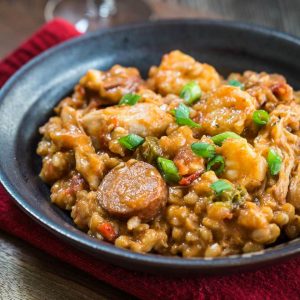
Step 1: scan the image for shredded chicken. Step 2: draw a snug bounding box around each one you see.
[255,103,300,203]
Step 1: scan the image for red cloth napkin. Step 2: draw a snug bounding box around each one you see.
[1,19,300,300]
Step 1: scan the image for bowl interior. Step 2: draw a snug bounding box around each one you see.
[1,20,300,273]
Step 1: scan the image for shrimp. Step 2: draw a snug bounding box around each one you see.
[194,85,257,135]
[147,50,221,95]
[219,138,267,191]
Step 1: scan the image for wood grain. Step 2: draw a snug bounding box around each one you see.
[1,0,300,299]
[0,231,134,300]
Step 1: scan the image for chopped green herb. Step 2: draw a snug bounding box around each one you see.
[228,79,244,90]
[207,155,225,175]
[253,110,270,126]
[174,103,201,128]
[118,134,144,150]
[170,109,176,116]
[211,131,241,146]
[157,157,181,183]
[267,148,282,176]
[180,81,202,105]
[211,180,232,195]
[119,93,141,106]
[191,142,216,159]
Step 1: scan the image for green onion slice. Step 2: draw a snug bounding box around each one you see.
[118,134,144,150]
[157,157,181,183]
[191,142,216,159]
[267,148,282,176]
[211,131,241,146]
[253,110,270,126]
[174,103,201,128]
[207,155,225,175]
[179,81,202,105]
[169,109,176,116]
[227,79,245,90]
[211,180,232,195]
[119,93,141,106]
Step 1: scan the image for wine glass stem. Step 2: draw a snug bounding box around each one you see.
[86,0,117,18]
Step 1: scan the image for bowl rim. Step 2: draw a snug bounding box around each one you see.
[1,19,300,271]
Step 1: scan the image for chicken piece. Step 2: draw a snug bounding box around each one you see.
[219,138,267,191]
[254,104,300,203]
[79,65,144,104]
[97,160,168,221]
[148,50,221,95]
[39,116,63,141]
[229,71,294,111]
[50,128,107,190]
[81,103,173,150]
[40,106,118,190]
[288,164,300,209]
[194,85,257,135]
[54,85,86,114]
[75,144,106,190]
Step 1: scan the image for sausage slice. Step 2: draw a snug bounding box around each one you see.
[97,160,168,221]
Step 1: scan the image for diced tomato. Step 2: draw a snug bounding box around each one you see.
[179,170,202,186]
[97,222,117,242]
[111,117,119,127]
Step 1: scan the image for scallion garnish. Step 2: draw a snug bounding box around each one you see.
[253,110,270,126]
[228,79,245,90]
[180,81,202,105]
[211,131,241,146]
[174,103,201,128]
[191,142,215,159]
[157,157,181,183]
[119,93,141,106]
[267,148,282,176]
[169,109,176,116]
[210,180,232,195]
[207,155,225,175]
[118,134,144,150]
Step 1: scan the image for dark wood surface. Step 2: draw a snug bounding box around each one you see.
[1,0,300,299]
[0,230,134,300]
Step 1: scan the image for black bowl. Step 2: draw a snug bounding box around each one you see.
[1,20,300,274]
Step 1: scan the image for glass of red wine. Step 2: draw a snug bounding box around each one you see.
[45,0,152,32]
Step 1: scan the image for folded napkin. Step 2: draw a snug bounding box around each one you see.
[0,19,299,300]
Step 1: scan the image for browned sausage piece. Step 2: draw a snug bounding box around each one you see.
[97,160,168,221]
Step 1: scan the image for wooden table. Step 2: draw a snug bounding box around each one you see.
[1,0,300,299]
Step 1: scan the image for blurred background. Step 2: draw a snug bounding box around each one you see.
[1,0,300,58]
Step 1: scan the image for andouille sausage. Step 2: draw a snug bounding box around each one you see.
[97,160,168,221]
